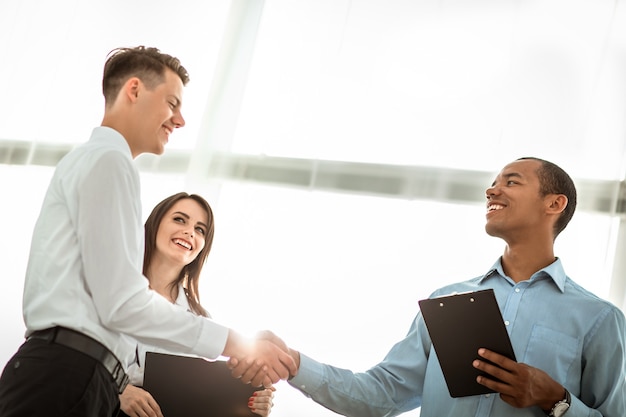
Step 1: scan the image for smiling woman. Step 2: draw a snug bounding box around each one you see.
[143,193,213,310]
[119,192,275,417]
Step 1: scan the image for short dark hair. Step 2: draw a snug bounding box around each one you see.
[517,157,577,238]
[102,46,190,105]
[143,192,214,317]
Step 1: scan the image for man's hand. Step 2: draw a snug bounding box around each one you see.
[473,348,566,411]
[119,384,163,417]
[227,330,300,387]
[223,330,298,387]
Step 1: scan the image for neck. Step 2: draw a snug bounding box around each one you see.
[101,109,140,158]
[501,242,556,282]
[146,260,182,303]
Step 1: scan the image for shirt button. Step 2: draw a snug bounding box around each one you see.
[504,320,510,326]
[485,393,491,398]
[515,288,520,293]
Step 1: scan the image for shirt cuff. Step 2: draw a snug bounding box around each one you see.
[288,353,325,394]
[566,392,588,417]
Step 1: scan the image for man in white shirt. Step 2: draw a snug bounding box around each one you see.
[0,46,296,417]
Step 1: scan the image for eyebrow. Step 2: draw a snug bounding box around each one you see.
[172,211,208,230]
[491,172,523,187]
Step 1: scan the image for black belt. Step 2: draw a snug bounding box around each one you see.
[27,327,129,394]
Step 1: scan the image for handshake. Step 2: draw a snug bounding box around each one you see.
[224,330,300,388]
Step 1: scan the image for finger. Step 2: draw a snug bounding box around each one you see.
[227,357,239,369]
[249,397,273,416]
[135,400,160,417]
[249,393,272,417]
[130,400,151,417]
[253,389,274,400]
[251,395,272,405]
[146,395,164,417]
[251,374,275,389]
[132,403,151,417]
[475,372,506,392]
[278,348,298,377]
[231,357,261,380]
[239,362,268,385]
[478,348,516,369]
[473,360,515,396]
[249,369,278,388]
[262,367,282,385]
[250,406,270,417]
[251,398,271,407]
[473,357,513,384]
[246,363,281,386]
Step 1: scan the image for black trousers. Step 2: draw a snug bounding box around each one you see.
[0,338,120,417]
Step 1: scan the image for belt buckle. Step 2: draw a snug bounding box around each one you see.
[112,361,129,394]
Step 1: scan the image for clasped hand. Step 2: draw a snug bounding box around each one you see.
[227,330,297,388]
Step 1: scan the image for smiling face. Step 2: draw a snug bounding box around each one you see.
[155,198,208,269]
[130,68,186,156]
[484,159,551,241]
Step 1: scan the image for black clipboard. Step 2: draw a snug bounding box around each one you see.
[418,289,516,398]
[143,352,260,417]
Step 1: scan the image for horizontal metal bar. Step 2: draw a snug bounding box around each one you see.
[1,140,624,216]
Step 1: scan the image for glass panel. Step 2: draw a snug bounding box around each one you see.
[0,0,230,149]
[0,165,54,371]
[234,0,626,179]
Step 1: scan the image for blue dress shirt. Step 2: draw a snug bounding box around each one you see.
[289,258,626,417]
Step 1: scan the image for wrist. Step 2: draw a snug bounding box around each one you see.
[545,388,571,417]
[223,329,252,358]
[287,348,301,379]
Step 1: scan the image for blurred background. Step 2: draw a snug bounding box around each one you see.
[1,1,625,415]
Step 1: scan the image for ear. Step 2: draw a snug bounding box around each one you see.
[123,77,142,103]
[545,194,568,215]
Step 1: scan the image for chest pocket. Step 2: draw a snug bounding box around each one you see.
[522,324,581,381]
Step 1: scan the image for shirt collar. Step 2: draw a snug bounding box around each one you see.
[479,257,567,292]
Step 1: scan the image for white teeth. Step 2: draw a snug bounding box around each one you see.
[487,204,504,212]
[173,238,192,250]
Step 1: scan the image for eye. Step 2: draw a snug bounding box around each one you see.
[506,180,518,186]
[195,226,206,235]
[173,216,185,224]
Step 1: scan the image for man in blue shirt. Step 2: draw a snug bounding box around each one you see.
[232,157,626,416]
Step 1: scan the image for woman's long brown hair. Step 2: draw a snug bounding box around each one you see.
[143,192,214,317]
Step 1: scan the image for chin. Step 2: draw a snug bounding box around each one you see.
[485,224,500,238]
[151,144,166,155]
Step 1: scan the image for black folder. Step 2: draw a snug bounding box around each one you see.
[143,352,260,417]
[418,289,517,398]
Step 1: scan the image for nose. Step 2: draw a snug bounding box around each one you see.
[485,184,499,199]
[183,228,194,237]
[172,110,185,128]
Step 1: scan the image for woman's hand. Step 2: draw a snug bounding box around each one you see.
[248,387,276,416]
[119,384,163,417]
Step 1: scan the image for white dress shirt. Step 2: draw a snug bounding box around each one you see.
[22,126,229,368]
[126,284,204,386]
